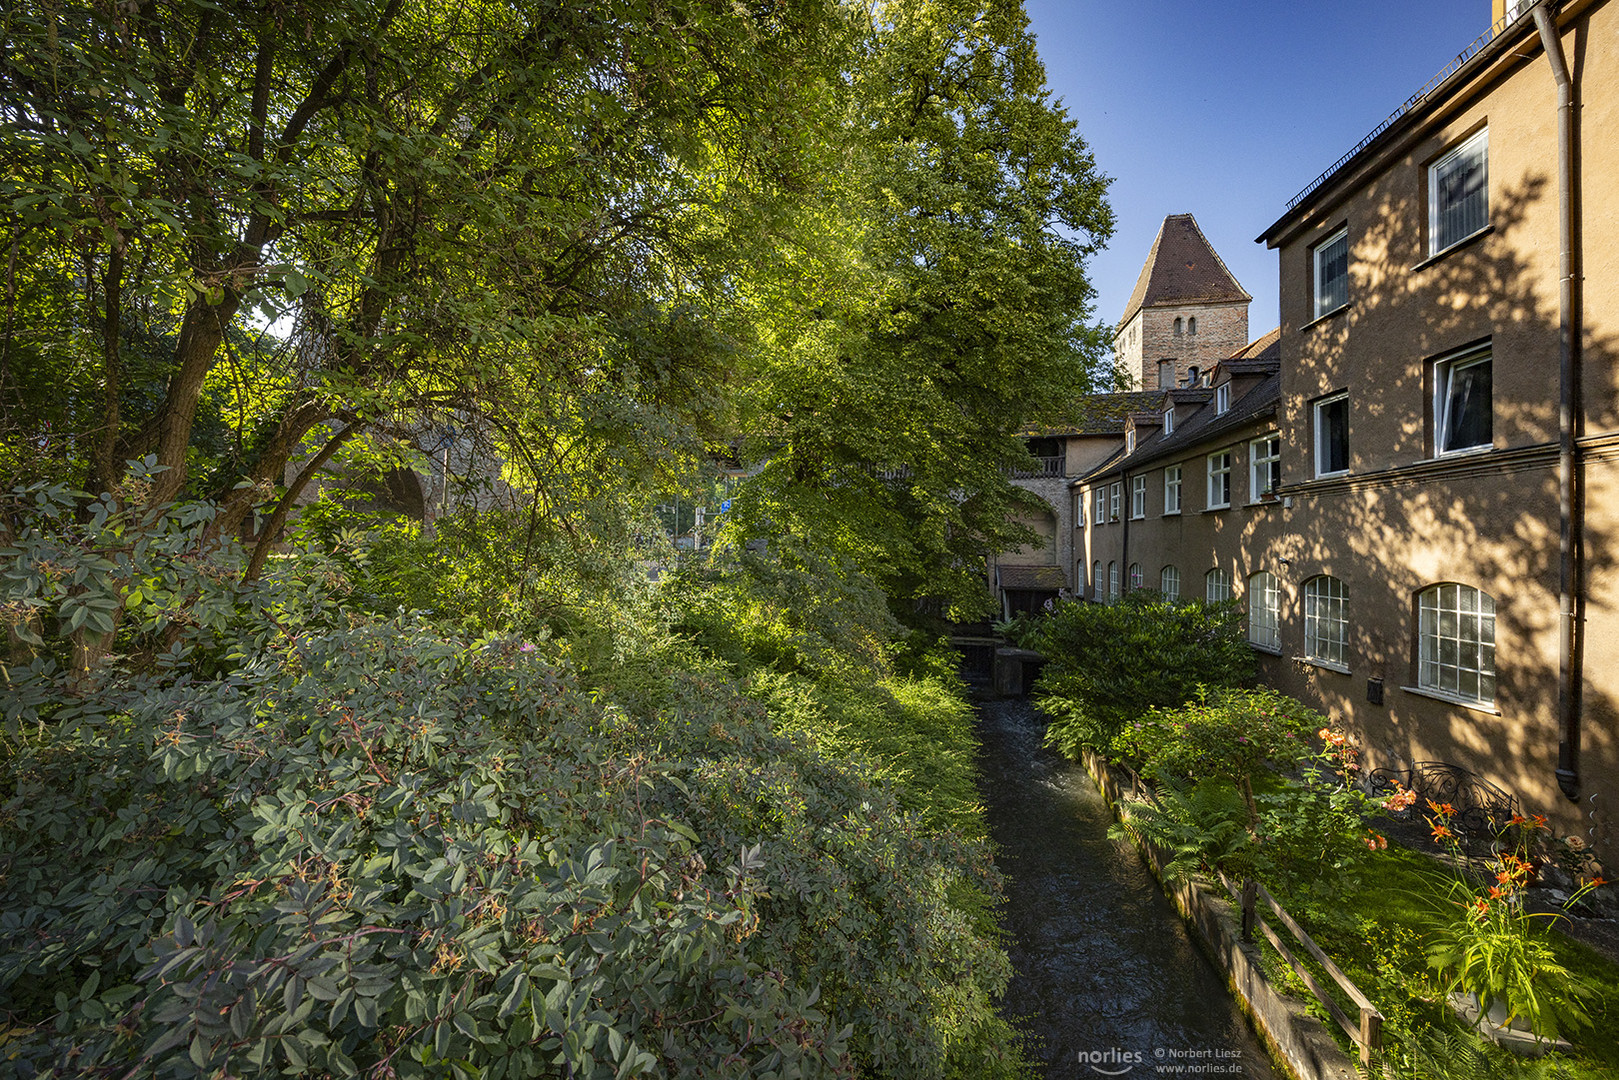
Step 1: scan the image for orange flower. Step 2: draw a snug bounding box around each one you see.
[1509,813,1529,827]
[1489,886,1503,899]
[1532,814,1550,830]
[1431,822,1454,841]
[1386,788,1418,811]
[1426,799,1456,819]
[1473,898,1490,916]
[1592,876,1609,888]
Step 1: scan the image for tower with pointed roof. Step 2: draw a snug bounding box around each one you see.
[1113,214,1251,391]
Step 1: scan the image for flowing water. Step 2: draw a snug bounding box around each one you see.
[976,698,1278,1080]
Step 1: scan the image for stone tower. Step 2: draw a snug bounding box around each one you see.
[1113,214,1251,391]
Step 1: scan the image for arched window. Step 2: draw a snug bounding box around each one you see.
[1174,317,1184,336]
[1418,584,1496,703]
[1129,562,1144,590]
[1160,565,1180,601]
[1185,365,1200,388]
[1188,316,1198,335]
[1248,572,1281,650]
[1205,568,1231,603]
[1093,561,1103,601]
[1108,561,1120,602]
[1304,576,1349,667]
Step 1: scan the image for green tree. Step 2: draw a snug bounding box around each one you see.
[0,0,849,544]
[730,0,1114,619]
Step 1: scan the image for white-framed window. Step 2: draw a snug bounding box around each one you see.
[1108,561,1120,602]
[1074,492,1085,527]
[1304,576,1349,667]
[1314,392,1349,477]
[1248,572,1281,650]
[1130,475,1146,518]
[1109,481,1122,521]
[1095,487,1108,523]
[1126,428,1136,455]
[1093,561,1103,601]
[1164,465,1182,514]
[1434,347,1492,455]
[1313,226,1349,318]
[1129,562,1143,590]
[1418,583,1496,704]
[1163,407,1175,435]
[1207,451,1231,509]
[1205,568,1231,603]
[1430,128,1488,256]
[1249,433,1281,499]
[1160,565,1180,601]
[1215,382,1231,415]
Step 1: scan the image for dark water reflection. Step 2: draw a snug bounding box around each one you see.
[977,698,1277,1080]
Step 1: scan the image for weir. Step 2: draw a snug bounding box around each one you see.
[975,698,1277,1080]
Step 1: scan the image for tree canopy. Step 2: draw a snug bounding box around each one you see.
[1,0,1111,618]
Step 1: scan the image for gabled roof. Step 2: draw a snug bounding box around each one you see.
[1118,214,1251,329]
[1229,327,1281,361]
[1075,360,1282,485]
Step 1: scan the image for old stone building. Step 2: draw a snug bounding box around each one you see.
[1113,214,1252,392]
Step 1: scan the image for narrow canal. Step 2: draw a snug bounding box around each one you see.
[977,698,1278,1080]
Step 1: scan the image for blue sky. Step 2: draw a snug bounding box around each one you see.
[1023,1,1490,336]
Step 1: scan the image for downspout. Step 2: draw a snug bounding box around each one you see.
[1532,2,1584,800]
[1120,470,1131,598]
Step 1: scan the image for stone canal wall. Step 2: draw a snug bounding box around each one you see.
[1080,750,1358,1080]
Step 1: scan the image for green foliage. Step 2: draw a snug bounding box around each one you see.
[1422,816,1603,1043]
[1108,779,1259,883]
[1018,593,1253,756]
[0,467,354,726]
[1111,687,1319,795]
[1,487,1032,1077]
[1105,690,1344,886]
[0,618,1018,1078]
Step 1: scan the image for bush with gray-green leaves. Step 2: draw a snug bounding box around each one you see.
[0,618,1012,1078]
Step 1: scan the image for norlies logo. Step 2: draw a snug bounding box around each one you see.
[1079,1047,1145,1075]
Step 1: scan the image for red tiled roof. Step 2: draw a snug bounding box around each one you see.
[1118,214,1251,329]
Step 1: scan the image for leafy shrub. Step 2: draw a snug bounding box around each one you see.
[1113,687,1319,826]
[0,619,1018,1078]
[1015,593,1252,757]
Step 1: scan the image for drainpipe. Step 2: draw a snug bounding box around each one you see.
[1532,2,1583,801]
[1120,470,1131,598]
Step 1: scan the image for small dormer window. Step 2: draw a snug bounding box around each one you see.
[1185,366,1200,387]
[1126,428,1136,454]
[1163,408,1175,435]
[1215,383,1231,414]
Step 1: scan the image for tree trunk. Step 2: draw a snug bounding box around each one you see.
[243,422,361,582]
[66,607,123,696]
[88,245,124,496]
[142,294,242,506]
[207,397,334,543]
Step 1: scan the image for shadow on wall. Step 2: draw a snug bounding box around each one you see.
[1287,175,1615,854]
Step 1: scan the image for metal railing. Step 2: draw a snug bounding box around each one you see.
[1008,456,1063,478]
[1285,1,1536,212]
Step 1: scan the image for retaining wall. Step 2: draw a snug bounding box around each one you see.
[1080,750,1359,1080]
